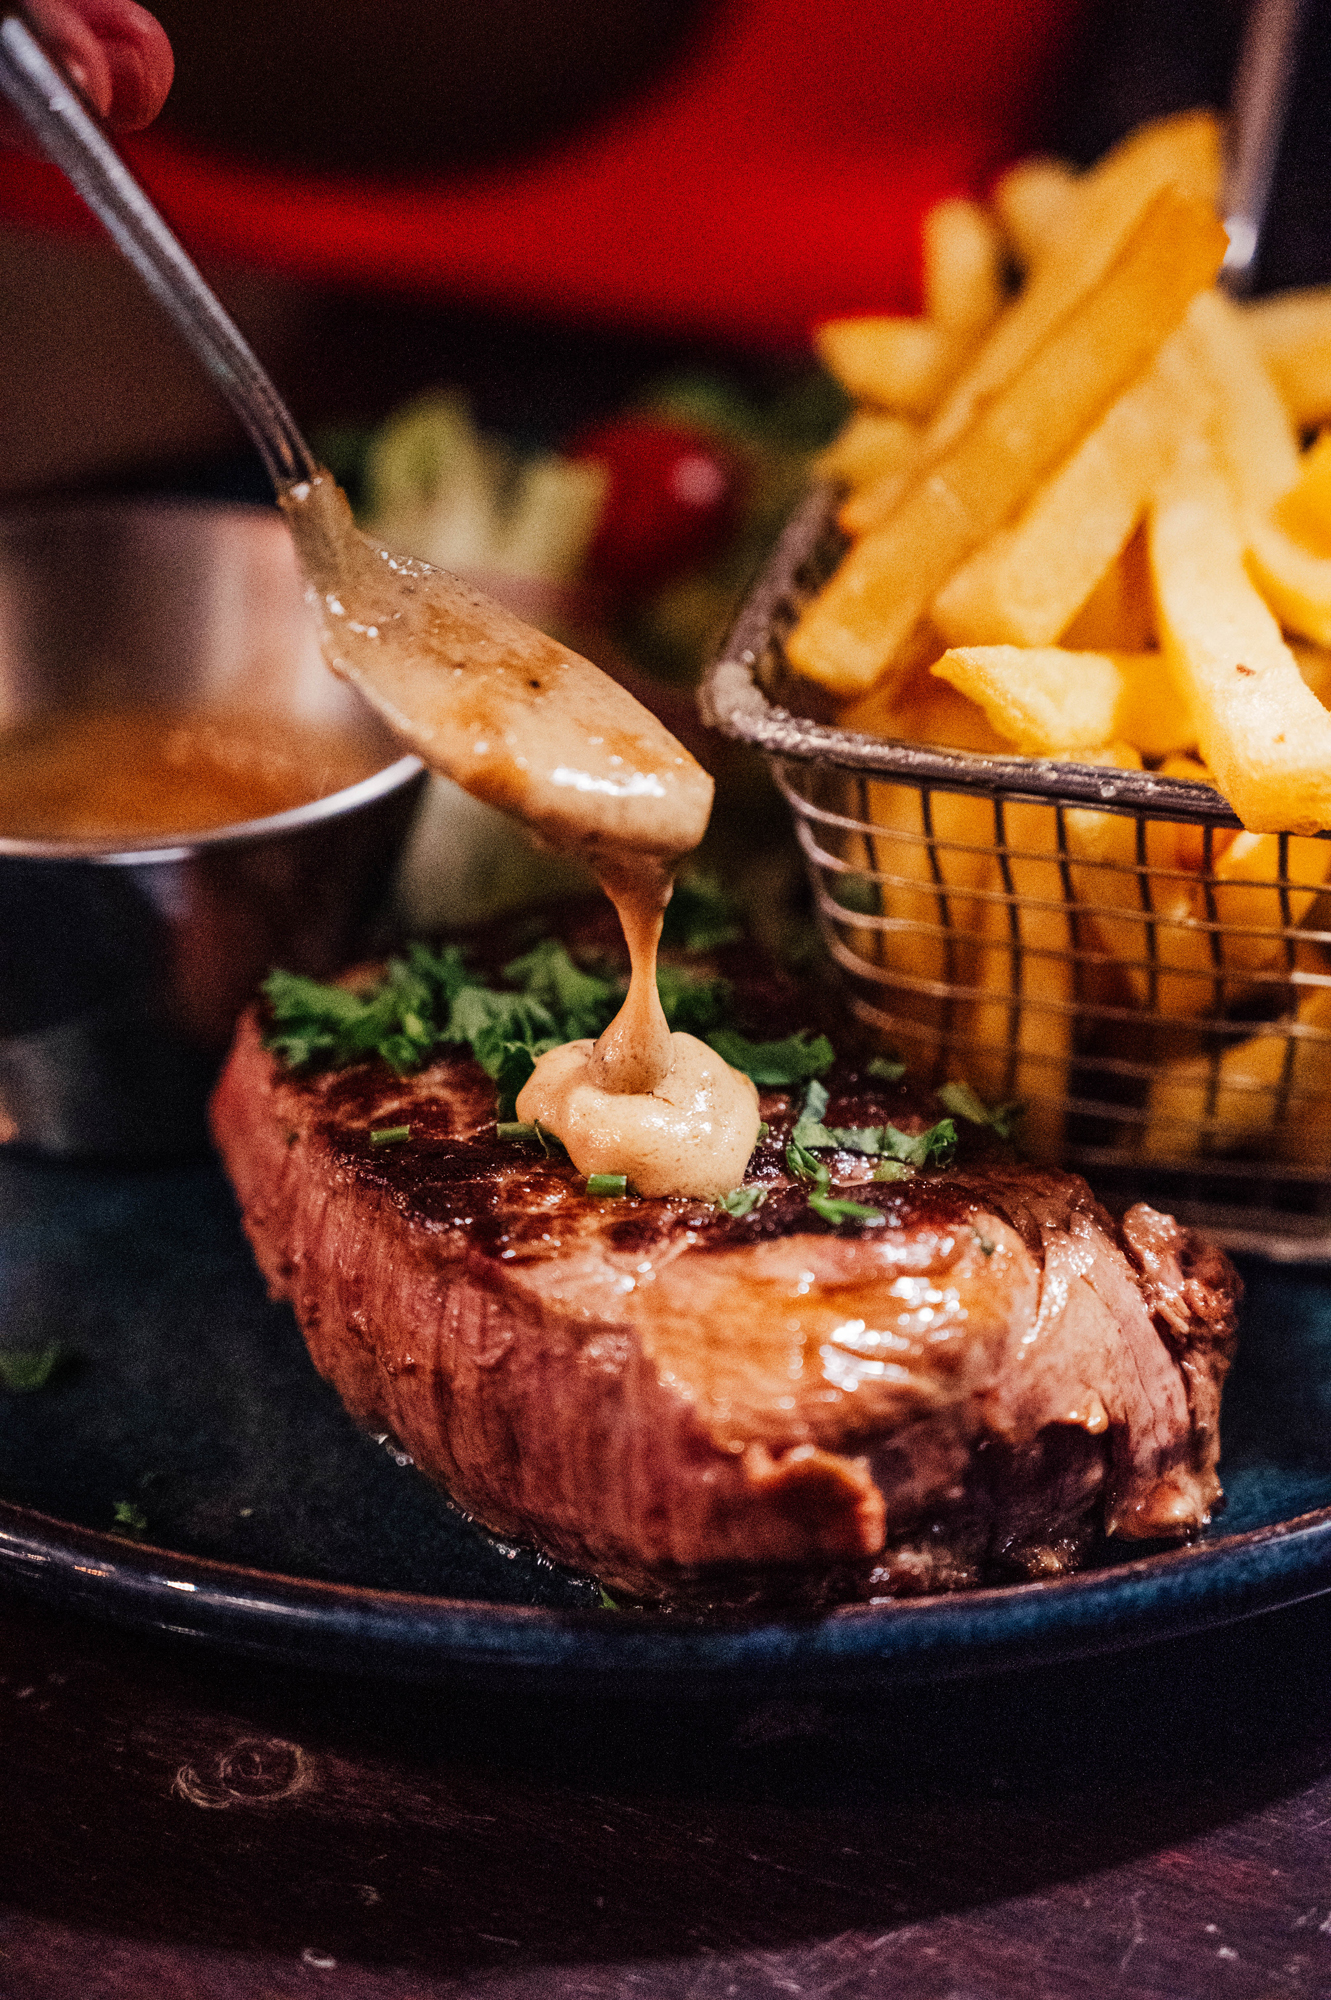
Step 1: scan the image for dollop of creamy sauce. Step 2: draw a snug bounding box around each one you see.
[280,470,760,1199]
[517,1032,759,1199]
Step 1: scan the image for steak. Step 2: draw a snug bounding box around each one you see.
[210,938,1240,1608]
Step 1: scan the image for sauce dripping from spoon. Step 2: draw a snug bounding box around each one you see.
[280,473,759,1192]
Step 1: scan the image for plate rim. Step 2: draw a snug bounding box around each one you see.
[4,1490,1331,1695]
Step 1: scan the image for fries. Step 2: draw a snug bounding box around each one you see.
[922,197,1006,340]
[788,190,1225,696]
[931,312,1213,649]
[1149,449,1331,834]
[990,158,1077,268]
[1144,981,1331,1163]
[792,112,1331,1174]
[813,410,919,490]
[931,646,1194,760]
[815,318,967,420]
[1244,286,1331,430]
[841,109,1222,535]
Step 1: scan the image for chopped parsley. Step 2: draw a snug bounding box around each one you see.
[785,1138,831,1188]
[808,1190,885,1228]
[501,938,617,1041]
[264,942,469,1075]
[789,1081,955,1166]
[266,934,746,1117]
[660,873,742,951]
[878,1117,957,1167]
[0,1343,69,1393]
[936,1080,1023,1141]
[706,1028,835,1087]
[112,1500,148,1538]
[872,1159,912,1183]
[655,963,732,1037]
[586,1173,628,1198]
[369,1125,410,1146]
[717,1185,768,1217]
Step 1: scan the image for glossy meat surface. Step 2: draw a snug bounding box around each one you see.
[210,956,1240,1606]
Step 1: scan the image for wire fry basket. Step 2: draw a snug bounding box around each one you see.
[702,488,1331,1260]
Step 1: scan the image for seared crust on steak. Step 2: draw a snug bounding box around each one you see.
[210,938,1241,1608]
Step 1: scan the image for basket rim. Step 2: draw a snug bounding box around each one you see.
[700,484,1290,835]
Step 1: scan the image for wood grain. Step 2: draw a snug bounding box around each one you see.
[2,1590,1331,1995]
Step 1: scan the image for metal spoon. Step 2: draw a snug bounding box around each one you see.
[0,10,712,867]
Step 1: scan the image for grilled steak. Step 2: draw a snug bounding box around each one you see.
[210,935,1240,1607]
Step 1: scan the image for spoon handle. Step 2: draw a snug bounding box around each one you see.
[1220,0,1308,295]
[0,11,316,490]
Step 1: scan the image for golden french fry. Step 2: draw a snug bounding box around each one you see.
[1149,448,1331,832]
[1275,430,1331,543]
[1061,528,1156,651]
[1209,825,1331,952]
[1060,762,1221,1021]
[990,157,1078,267]
[814,318,968,419]
[788,190,1227,697]
[1187,289,1301,515]
[843,111,1223,534]
[961,798,1079,1164]
[1245,512,1331,648]
[831,679,1006,1075]
[1243,286,1331,430]
[1143,980,1331,1161]
[1293,638,1331,705]
[930,311,1212,650]
[839,669,1005,752]
[922,197,1006,341]
[814,410,920,490]
[930,646,1194,759]
[1245,434,1331,648]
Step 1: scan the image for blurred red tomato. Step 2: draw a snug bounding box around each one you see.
[568,415,746,592]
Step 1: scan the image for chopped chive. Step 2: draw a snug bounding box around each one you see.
[586,1173,628,1198]
[369,1125,411,1146]
[808,1190,885,1227]
[496,1121,538,1141]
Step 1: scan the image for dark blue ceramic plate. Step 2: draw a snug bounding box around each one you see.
[3,1149,1331,1695]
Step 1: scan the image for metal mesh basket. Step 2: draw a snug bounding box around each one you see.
[702,488,1331,1259]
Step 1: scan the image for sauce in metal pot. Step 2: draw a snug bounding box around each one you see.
[0,707,376,842]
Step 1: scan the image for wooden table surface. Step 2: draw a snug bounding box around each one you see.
[3,1583,1331,1998]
